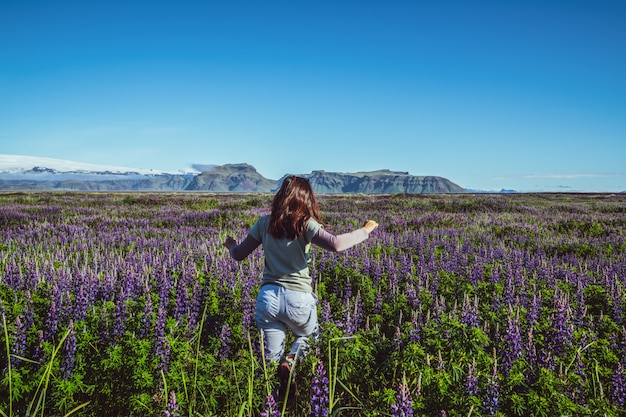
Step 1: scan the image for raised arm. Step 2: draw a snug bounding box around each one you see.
[311,220,378,252]
[224,234,261,261]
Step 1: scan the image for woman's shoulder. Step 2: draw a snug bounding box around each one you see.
[249,214,270,239]
[256,214,270,228]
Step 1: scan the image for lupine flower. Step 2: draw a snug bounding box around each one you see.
[44,283,62,341]
[73,283,88,322]
[260,394,280,417]
[113,288,128,340]
[501,307,523,375]
[526,289,541,329]
[466,359,479,397]
[242,294,255,336]
[405,283,419,309]
[374,289,383,315]
[390,379,413,417]
[408,312,421,343]
[164,390,180,417]
[525,327,538,373]
[0,299,5,329]
[570,349,586,403]
[489,264,500,285]
[10,314,29,368]
[61,320,77,378]
[320,299,332,323]
[469,263,483,288]
[153,304,171,373]
[217,323,231,360]
[483,360,499,416]
[460,293,480,328]
[550,290,573,358]
[187,279,202,336]
[173,274,188,325]
[309,361,330,417]
[33,329,45,366]
[139,292,154,339]
[611,358,626,408]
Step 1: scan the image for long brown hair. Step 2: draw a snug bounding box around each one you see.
[269,175,322,239]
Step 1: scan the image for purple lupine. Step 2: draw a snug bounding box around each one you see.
[61,320,77,378]
[343,277,353,304]
[393,326,403,351]
[405,283,419,310]
[217,323,231,360]
[241,293,256,336]
[483,361,499,416]
[73,282,89,322]
[550,289,573,358]
[186,279,202,336]
[610,358,626,408]
[570,349,587,404]
[32,330,45,366]
[11,315,27,367]
[139,292,154,339]
[390,379,414,417]
[153,304,171,373]
[22,290,35,332]
[574,277,587,327]
[320,299,333,323]
[164,390,180,417]
[44,282,62,341]
[309,361,330,417]
[460,293,480,328]
[469,263,483,288]
[501,308,523,376]
[112,287,128,340]
[408,312,421,343]
[526,289,541,329]
[260,394,280,417]
[374,289,383,315]
[489,264,500,285]
[525,327,538,373]
[503,272,515,307]
[466,359,479,397]
[3,259,22,290]
[0,299,5,330]
[612,285,623,326]
[346,291,363,335]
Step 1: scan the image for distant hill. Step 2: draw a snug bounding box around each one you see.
[0,155,466,194]
[186,164,276,192]
[289,169,466,194]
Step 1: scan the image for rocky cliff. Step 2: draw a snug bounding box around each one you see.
[185,164,277,192]
[296,169,466,194]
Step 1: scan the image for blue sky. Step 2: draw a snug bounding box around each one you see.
[1,0,625,192]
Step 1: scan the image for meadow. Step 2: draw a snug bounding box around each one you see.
[1,191,625,417]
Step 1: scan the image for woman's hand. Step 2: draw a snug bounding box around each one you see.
[362,220,379,233]
[223,236,236,249]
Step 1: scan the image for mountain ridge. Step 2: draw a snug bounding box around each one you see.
[0,155,467,194]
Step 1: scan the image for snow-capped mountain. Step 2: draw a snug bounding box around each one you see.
[0,154,199,191]
[0,154,468,193]
[0,154,186,175]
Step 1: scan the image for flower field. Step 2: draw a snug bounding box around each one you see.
[1,191,625,417]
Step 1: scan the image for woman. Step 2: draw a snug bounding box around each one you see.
[223,176,378,393]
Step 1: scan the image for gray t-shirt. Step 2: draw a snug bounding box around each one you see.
[249,215,322,292]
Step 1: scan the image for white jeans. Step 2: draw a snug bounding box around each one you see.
[255,284,319,363]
